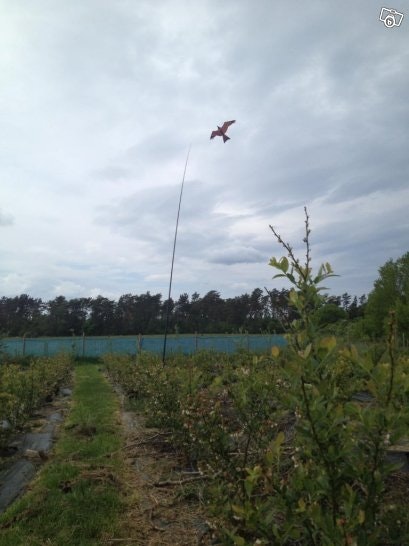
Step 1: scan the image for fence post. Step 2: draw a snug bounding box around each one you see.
[82,332,85,358]
[247,333,250,351]
[138,333,142,354]
[71,332,76,356]
[22,334,26,357]
[195,331,198,352]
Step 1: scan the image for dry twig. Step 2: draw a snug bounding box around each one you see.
[154,473,217,487]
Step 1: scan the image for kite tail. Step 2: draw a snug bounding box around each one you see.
[223,134,230,143]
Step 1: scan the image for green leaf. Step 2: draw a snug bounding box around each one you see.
[280,256,289,273]
[271,346,280,358]
[298,498,306,512]
[231,504,246,517]
[244,477,253,497]
[299,343,312,359]
[211,376,223,387]
[289,289,298,304]
[269,431,285,455]
[318,336,337,352]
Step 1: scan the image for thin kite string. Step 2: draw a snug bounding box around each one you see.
[162,144,191,364]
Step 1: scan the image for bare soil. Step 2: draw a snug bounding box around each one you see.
[109,400,217,546]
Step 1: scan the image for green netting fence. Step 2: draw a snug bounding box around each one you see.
[1,334,286,359]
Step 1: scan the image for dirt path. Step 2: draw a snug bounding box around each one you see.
[113,396,215,546]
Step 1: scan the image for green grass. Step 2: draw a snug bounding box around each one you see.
[0,362,126,546]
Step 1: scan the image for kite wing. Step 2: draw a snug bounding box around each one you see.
[220,120,236,133]
[210,129,222,139]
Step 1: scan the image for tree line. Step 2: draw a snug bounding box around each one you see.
[0,288,365,338]
[1,250,407,339]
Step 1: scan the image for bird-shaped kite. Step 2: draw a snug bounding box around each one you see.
[210,120,236,143]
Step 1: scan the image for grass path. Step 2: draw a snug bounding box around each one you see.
[0,362,127,546]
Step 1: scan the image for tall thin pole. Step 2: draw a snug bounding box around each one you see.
[162,145,191,364]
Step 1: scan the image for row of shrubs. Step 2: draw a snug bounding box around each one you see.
[106,212,409,544]
[0,353,73,449]
[104,345,409,545]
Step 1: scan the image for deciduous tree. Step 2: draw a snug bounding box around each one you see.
[365,251,409,337]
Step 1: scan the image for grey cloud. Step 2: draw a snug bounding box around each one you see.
[1,0,408,300]
[95,179,230,248]
[125,131,188,168]
[93,166,132,181]
[208,246,265,265]
[0,210,14,226]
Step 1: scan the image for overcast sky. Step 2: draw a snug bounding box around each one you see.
[0,0,408,302]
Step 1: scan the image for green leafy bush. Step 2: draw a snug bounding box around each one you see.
[104,210,409,544]
[0,353,73,448]
[218,209,409,545]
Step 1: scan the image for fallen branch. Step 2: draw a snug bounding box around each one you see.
[103,538,145,544]
[125,432,172,449]
[154,473,218,487]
